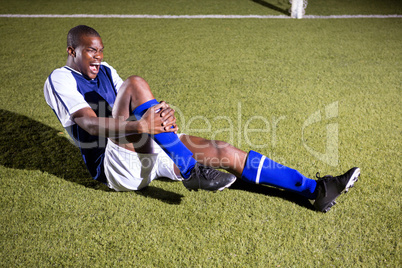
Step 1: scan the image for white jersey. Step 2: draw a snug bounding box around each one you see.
[44,62,124,182]
[44,62,123,128]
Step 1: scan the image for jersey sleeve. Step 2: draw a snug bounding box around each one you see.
[44,68,90,128]
[102,61,124,92]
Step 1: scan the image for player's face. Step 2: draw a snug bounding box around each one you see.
[71,35,104,80]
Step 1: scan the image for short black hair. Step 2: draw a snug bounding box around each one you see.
[67,25,100,48]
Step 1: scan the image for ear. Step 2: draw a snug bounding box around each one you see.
[67,46,76,57]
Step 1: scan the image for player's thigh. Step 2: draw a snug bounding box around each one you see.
[179,134,247,170]
[155,148,182,181]
[113,76,155,119]
[104,139,158,191]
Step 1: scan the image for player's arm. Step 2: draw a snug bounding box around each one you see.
[71,102,177,138]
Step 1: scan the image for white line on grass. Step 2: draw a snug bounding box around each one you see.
[0,14,401,19]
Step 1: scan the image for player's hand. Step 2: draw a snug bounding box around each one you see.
[140,102,178,134]
[158,101,178,132]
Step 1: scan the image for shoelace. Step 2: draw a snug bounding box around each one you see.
[197,165,220,181]
[316,172,330,197]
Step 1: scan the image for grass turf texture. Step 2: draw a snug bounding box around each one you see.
[1,1,401,267]
[2,0,402,15]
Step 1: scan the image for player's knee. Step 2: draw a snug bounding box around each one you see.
[125,75,146,86]
[121,75,153,100]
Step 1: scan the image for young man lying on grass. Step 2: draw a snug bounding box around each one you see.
[44,25,360,212]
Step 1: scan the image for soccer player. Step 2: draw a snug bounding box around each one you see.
[44,25,360,212]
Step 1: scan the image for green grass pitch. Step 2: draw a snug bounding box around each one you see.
[0,0,401,267]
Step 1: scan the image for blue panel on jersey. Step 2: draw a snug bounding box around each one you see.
[64,65,118,183]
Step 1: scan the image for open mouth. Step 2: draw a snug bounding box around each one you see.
[89,62,100,73]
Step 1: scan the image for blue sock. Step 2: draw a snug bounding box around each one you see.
[241,150,317,199]
[133,99,196,179]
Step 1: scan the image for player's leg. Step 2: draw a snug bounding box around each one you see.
[110,75,155,153]
[180,135,360,212]
[111,75,236,190]
[180,135,316,197]
[178,135,247,178]
[111,75,196,177]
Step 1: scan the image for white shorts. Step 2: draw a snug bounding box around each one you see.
[104,138,182,191]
